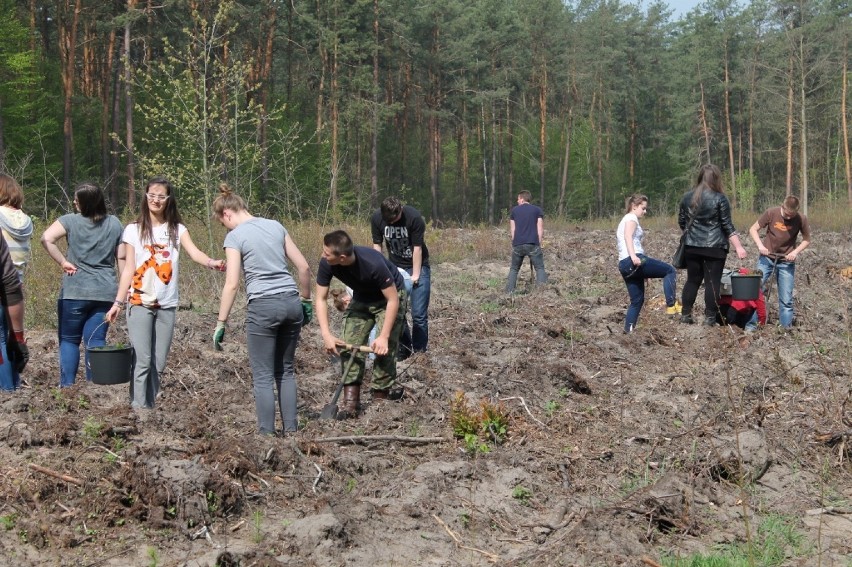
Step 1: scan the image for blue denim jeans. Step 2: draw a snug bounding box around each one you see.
[506,244,547,293]
[246,292,303,434]
[0,305,20,391]
[402,265,430,352]
[58,299,112,387]
[758,255,795,328]
[618,255,677,332]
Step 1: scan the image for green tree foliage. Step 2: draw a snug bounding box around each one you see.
[1,0,849,222]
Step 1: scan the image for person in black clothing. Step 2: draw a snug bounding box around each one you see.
[315,230,408,417]
[371,197,430,354]
[678,164,747,326]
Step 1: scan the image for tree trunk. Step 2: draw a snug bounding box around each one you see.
[698,63,711,164]
[260,1,276,196]
[785,53,794,196]
[370,0,379,209]
[124,2,136,208]
[538,66,547,206]
[798,35,808,215]
[60,0,82,192]
[101,29,117,197]
[841,39,851,206]
[723,45,737,208]
[557,106,573,218]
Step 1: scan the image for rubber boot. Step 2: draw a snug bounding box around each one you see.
[339,385,361,419]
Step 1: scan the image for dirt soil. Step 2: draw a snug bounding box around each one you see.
[1,227,851,567]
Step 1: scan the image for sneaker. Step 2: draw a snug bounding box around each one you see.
[666,302,682,315]
[702,316,718,327]
[679,313,694,324]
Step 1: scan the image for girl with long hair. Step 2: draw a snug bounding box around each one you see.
[677,164,747,325]
[106,177,224,409]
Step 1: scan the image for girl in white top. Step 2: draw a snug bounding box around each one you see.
[616,194,679,333]
[106,177,224,409]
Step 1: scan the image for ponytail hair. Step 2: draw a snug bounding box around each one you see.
[212,182,247,217]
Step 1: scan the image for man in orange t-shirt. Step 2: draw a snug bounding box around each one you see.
[748,195,811,328]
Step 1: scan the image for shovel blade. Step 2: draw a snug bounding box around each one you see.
[320,404,338,420]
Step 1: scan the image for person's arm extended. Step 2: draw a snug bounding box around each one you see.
[537,216,544,244]
[315,283,340,354]
[115,241,126,277]
[41,221,77,275]
[370,286,399,356]
[509,219,516,241]
[217,248,242,323]
[180,230,225,270]
[106,243,135,323]
[284,233,312,298]
[729,233,747,260]
[786,223,811,262]
[748,220,768,256]
[623,219,640,266]
[411,246,422,284]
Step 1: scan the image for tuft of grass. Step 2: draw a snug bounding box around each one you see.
[450,392,510,454]
[82,416,102,443]
[661,513,812,566]
[512,485,532,506]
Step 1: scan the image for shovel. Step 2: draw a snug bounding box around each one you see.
[320,344,373,420]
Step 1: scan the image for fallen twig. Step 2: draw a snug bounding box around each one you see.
[312,463,322,494]
[641,557,663,567]
[229,519,246,532]
[499,396,547,428]
[28,463,84,486]
[313,435,446,444]
[247,471,270,489]
[432,514,500,563]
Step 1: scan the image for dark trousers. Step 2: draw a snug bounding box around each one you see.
[681,252,726,319]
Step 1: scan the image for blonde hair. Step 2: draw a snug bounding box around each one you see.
[212,182,247,217]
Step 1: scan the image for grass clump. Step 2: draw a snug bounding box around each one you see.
[450,392,510,454]
[661,513,812,567]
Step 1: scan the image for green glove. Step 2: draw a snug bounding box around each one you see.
[301,300,313,326]
[213,321,226,350]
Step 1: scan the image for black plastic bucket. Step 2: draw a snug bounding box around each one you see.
[731,274,760,301]
[87,346,134,385]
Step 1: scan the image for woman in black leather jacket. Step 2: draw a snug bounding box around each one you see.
[678,164,747,325]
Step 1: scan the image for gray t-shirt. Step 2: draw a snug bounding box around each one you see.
[223,217,298,301]
[58,214,123,301]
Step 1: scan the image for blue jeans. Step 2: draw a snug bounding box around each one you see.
[758,255,795,328]
[402,265,430,352]
[246,292,303,434]
[58,299,112,387]
[506,244,547,293]
[0,306,20,391]
[619,255,677,332]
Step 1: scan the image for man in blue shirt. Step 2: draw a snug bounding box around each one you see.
[506,190,547,293]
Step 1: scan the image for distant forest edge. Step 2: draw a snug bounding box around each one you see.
[0,0,849,224]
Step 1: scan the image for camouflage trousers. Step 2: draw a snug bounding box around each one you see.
[341,289,408,390]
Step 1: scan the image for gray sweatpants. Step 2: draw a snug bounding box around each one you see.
[246,292,303,434]
[126,304,176,409]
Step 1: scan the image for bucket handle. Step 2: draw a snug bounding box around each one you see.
[85,316,123,351]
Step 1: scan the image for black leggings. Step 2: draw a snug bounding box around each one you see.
[681,253,726,318]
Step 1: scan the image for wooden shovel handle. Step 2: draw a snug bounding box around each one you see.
[336,342,374,353]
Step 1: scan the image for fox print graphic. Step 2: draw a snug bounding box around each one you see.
[130,243,174,307]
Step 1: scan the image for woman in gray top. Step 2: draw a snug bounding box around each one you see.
[212,183,312,435]
[41,182,125,387]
